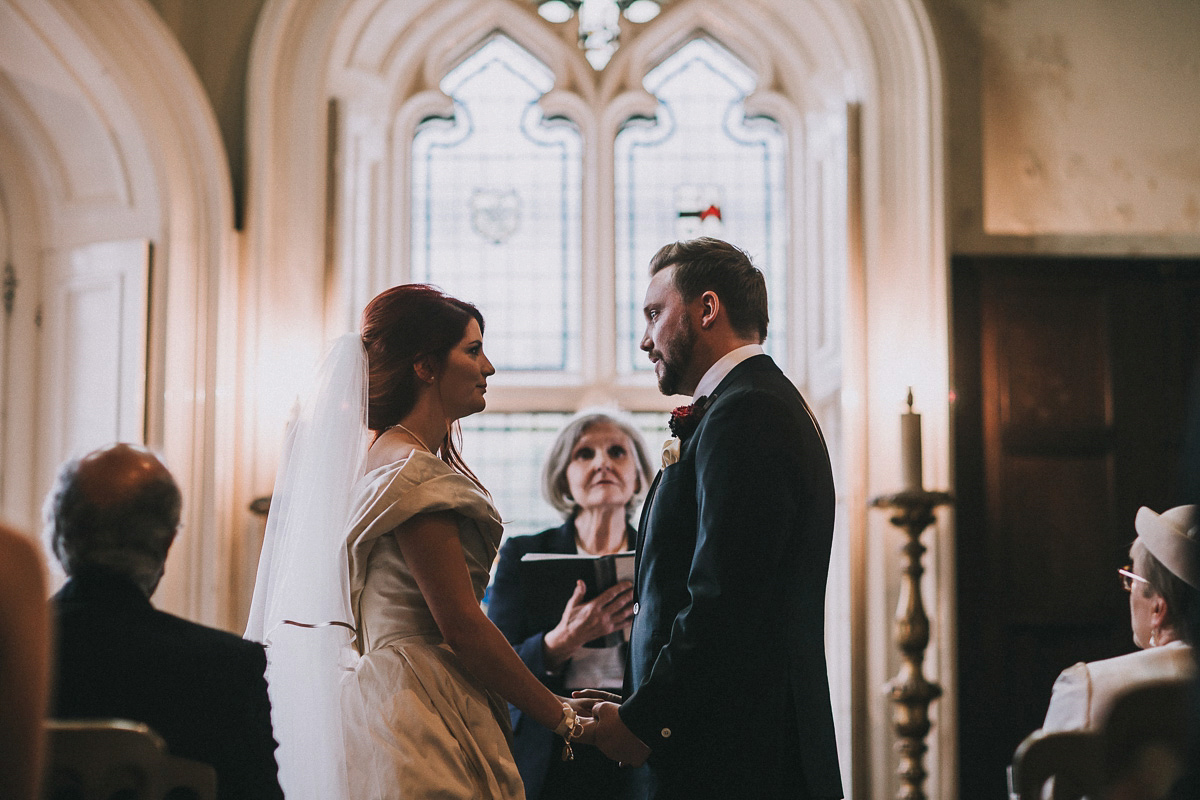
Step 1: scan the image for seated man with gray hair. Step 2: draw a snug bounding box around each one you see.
[47,443,284,800]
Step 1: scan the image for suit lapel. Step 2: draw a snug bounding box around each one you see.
[632,355,773,582]
[634,470,662,579]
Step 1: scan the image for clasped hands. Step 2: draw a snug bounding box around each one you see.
[548,580,648,766]
[565,690,651,767]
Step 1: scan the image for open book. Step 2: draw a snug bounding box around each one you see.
[518,550,635,647]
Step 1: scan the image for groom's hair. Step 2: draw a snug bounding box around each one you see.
[649,238,768,342]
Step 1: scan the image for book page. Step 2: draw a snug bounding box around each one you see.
[519,551,635,562]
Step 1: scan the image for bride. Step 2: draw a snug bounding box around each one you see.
[247,285,587,799]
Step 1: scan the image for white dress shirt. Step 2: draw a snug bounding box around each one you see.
[692,344,765,401]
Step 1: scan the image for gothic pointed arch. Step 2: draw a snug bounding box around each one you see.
[0,0,236,624]
[248,1,950,796]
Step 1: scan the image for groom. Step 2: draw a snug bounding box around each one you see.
[583,238,843,799]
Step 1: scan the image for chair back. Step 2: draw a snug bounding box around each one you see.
[1011,728,1101,800]
[1011,677,1195,800]
[1099,679,1192,800]
[42,720,216,800]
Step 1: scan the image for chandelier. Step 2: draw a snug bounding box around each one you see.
[535,0,663,69]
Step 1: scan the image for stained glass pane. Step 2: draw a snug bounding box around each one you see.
[412,36,583,373]
[614,38,788,376]
[460,411,670,537]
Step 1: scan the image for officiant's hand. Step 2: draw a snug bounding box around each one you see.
[585,701,650,767]
[542,580,633,670]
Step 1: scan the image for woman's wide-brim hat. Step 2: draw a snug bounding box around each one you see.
[1134,505,1199,589]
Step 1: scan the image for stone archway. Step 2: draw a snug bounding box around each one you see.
[247,1,950,796]
[0,0,236,624]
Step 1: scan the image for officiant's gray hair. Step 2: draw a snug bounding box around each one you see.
[542,410,655,519]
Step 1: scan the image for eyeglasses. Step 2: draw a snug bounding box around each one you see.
[1118,566,1151,593]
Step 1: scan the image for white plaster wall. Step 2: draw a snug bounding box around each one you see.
[0,0,235,626]
[0,125,44,533]
[982,0,1199,237]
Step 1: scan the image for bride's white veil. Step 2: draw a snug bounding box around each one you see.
[245,333,369,800]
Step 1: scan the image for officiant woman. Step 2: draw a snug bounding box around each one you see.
[488,411,654,800]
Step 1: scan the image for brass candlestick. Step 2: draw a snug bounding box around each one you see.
[871,488,952,800]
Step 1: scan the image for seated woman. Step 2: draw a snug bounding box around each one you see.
[487,411,654,800]
[1041,504,1197,732]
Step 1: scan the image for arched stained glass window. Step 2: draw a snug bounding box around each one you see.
[405,35,790,537]
[317,8,852,787]
[411,36,583,373]
[614,38,788,374]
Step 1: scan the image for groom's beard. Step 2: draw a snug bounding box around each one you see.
[655,318,697,397]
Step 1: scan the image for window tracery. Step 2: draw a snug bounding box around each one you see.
[411,36,583,373]
[402,29,795,534]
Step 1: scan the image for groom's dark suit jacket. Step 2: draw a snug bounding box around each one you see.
[51,568,284,800]
[620,354,843,800]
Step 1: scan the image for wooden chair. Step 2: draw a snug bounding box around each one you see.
[1010,678,1194,800]
[1099,680,1191,800]
[42,720,216,800]
[1011,728,1101,800]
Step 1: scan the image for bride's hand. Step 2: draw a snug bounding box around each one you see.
[569,689,621,716]
[558,696,596,746]
[576,713,598,746]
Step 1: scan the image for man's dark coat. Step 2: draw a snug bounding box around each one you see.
[51,568,284,800]
[620,354,843,800]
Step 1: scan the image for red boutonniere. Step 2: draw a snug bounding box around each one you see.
[668,397,708,440]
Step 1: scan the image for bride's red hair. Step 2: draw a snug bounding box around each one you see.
[361,284,487,486]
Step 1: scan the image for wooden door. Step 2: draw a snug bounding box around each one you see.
[953,257,1200,799]
[40,239,151,484]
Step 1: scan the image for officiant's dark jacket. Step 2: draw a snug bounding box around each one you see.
[51,568,284,800]
[488,520,638,800]
[620,354,843,800]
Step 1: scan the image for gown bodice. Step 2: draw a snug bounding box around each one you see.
[338,449,523,799]
[344,450,503,654]
[356,511,500,652]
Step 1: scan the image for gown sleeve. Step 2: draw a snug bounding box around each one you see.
[344,451,503,651]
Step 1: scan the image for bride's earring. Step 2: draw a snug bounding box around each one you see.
[1149,626,1160,647]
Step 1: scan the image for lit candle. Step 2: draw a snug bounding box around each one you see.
[901,388,923,491]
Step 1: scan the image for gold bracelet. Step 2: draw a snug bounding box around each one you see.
[555,703,584,762]
[552,703,575,737]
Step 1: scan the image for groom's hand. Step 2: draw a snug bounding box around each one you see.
[570,688,622,716]
[589,701,650,767]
